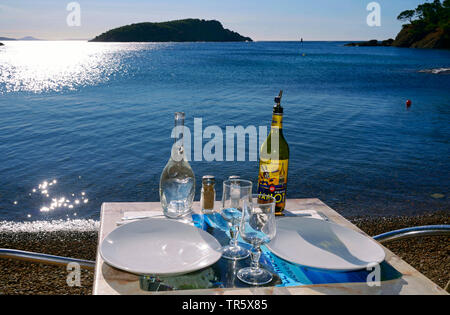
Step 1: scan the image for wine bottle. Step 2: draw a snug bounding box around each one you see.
[257,91,290,215]
[160,112,195,219]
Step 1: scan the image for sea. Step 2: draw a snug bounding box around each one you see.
[0,41,449,231]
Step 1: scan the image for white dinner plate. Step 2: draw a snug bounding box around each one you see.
[266,217,385,271]
[100,218,222,276]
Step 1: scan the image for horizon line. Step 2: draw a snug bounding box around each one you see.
[0,39,393,42]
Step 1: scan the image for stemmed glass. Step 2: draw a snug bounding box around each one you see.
[237,194,276,285]
[220,179,252,260]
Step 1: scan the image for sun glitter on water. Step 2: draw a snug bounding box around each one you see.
[11,177,90,219]
[34,180,88,213]
[0,41,144,93]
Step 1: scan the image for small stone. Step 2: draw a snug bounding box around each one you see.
[431,193,445,199]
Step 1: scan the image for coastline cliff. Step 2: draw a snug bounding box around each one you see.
[393,0,449,49]
[346,1,449,49]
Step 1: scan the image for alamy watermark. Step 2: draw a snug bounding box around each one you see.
[170,118,281,162]
[66,2,81,27]
[66,262,81,287]
[367,2,381,27]
[366,263,381,287]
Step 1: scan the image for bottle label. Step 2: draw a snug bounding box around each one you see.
[257,159,288,211]
[271,114,283,129]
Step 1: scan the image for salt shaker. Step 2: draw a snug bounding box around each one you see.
[200,175,216,213]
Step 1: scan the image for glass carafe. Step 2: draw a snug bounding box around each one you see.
[160,112,195,219]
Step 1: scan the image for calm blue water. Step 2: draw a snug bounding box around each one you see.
[0,41,449,223]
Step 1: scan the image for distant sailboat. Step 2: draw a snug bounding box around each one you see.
[300,37,305,56]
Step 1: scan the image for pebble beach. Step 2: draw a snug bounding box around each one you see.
[0,213,448,295]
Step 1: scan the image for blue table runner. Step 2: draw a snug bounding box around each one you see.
[194,213,402,288]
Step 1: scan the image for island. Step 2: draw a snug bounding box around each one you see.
[90,19,253,42]
[344,39,394,47]
[346,0,449,49]
[18,36,40,41]
[0,36,39,41]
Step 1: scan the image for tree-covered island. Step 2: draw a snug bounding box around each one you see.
[90,19,252,42]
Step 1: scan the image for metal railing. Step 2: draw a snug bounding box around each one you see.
[373,225,450,243]
[0,248,95,270]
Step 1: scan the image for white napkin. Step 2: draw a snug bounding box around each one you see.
[117,211,194,226]
[284,209,328,221]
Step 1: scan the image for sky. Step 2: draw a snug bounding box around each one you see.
[0,0,431,41]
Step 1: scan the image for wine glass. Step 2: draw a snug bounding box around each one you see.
[237,194,276,285]
[220,179,252,260]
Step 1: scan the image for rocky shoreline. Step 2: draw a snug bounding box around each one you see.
[0,213,448,295]
[344,39,394,47]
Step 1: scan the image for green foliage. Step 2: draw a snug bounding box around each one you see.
[395,0,450,48]
[400,0,449,26]
[91,19,252,42]
[397,10,416,22]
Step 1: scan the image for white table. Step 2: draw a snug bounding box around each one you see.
[93,199,447,295]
